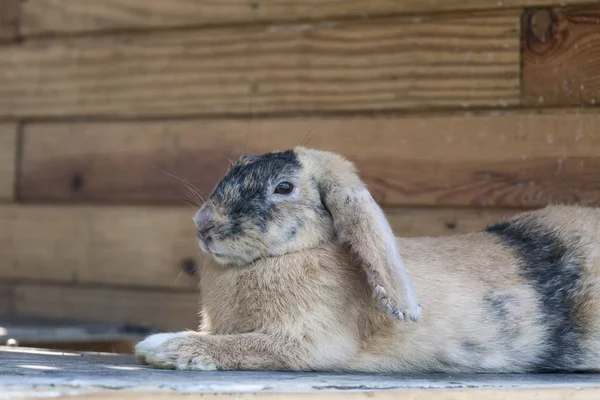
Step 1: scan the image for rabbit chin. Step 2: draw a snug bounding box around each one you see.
[197,239,259,267]
[210,252,245,266]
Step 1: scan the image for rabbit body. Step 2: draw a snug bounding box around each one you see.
[135,148,600,373]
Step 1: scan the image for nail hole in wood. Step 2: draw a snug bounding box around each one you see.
[71,173,84,192]
[181,257,197,277]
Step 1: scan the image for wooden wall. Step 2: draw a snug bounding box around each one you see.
[1,0,600,338]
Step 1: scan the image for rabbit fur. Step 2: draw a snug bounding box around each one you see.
[135,147,600,373]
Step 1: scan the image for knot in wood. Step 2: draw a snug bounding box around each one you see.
[529,9,554,44]
[524,8,570,56]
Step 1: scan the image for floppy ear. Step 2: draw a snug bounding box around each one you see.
[308,149,421,322]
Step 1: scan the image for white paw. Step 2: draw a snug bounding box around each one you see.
[135,332,190,355]
[134,332,217,371]
[402,304,422,323]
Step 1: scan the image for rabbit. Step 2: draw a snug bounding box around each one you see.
[135,147,600,373]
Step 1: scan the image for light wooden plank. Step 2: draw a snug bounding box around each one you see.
[0,124,17,201]
[385,207,518,237]
[0,205,201,288]
[522,6,600,107]
[12,283,199,332]
[0,204,515,286]
[20,111,600,207]
[0,0,19,42]
[0,11,520,118]
[19,0,598,37]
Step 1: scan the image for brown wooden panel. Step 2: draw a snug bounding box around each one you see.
[522,6,600,107]
[0,205,201,288]
[0,11,520,118]
[385,207,518,238]
[0,204,515,286]
[0,0,19,42]
[25,340,136,353]
[0,284,13,315]
[0,124,16,201]
[13,283,199,332]
[20,111,600,208]
[20,0,598,37]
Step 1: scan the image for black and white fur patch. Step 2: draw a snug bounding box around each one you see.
[486,217,587,371]
[209,150,301,239]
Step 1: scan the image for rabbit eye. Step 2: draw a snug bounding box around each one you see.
[274,181,294,195]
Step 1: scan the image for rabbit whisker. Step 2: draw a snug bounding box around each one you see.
[153,165,206,204]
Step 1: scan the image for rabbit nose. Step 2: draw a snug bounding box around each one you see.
[194,207,215,238]
[198,224,215,238]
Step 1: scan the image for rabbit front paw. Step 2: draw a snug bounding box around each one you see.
[373,285,422,322]
[135,332,217,371]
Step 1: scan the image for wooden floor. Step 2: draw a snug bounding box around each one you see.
[2,346,600,400]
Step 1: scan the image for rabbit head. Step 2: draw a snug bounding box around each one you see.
[194,147,421,322]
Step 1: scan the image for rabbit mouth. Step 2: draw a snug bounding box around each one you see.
[198,238,240,260]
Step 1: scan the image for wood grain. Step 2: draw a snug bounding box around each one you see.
[0,205,201,288]
[12,283,199,332]
[20,111,600,208]
[0,0,19,42]
[0,11,520,118]
[385,207,517,237]
[0,204,515,286]
[522,5,600,107]
[19,0,597,37]
[0,124,16,201]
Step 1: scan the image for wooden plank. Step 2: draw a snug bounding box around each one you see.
[12,283,199,332]
[0,315,146,352]
[522,5,600,107]
[0,11,520,118]
[0,205,201,288]
[0,0,19,42]
[20,111,600,207]
[0,284,13,315]
[24,340,136,354]
[39,389,600,400]
[385,207,518,237]
[19,0,598,37]
[0,316,151,344]
[0,124,17,201]
[0,204,514,286]
[2,347,600,399]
